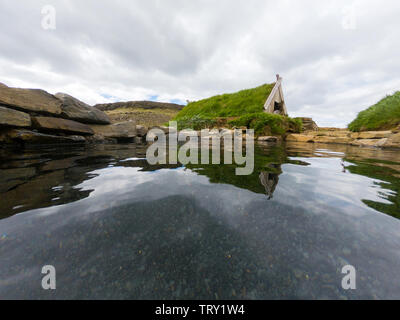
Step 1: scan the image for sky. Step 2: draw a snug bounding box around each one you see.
[0,0,399,127]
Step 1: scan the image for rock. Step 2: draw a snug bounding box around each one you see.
[351,138,388,147]
[314,136,353,144]
[0,106,31,128]
[316,130,350,138]
[55,93,111,125]
[134,136,145,144]
[0,167,36,192]
[258,136,278,142]
[4,129,86,144]
[296,117,318,131]
[220,128,233,136]
[150,126,177,134]
[0,83,62,115]
[88,121,137,139]
[383,133,400,148]
[286,134,314,143]
[357,131,392,139]
[32,116,94,136]
[136,125,148,137]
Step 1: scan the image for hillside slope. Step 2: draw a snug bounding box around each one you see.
[348,91,400,132]
[94,101,185,127]
[174,83,275,120]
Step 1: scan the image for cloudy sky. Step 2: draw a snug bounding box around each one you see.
[1,0,399,127]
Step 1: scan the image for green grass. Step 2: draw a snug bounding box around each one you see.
[348,91,400,132]
[175,83,275,120]
[229,112,302,135]
[174,116,218,131]
[172,83,301,135]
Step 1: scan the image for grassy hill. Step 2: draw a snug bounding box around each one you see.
[348,91,400,132]
[172,83,302,134]
[175,83,275,119]
[94,101,184,127]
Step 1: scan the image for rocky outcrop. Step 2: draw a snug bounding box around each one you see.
[32,117,94,136]
[0,83,62,115]
[351,131,392,139]
[385,133,400,148]
[55,93,111,125]
[350,138,388,147]
[88,121,136,139]
[285,129,400,149]
[0,106,31,128]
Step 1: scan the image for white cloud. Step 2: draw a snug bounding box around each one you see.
[0,0,399,127]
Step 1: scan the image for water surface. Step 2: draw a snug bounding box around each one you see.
[0,142,399,299]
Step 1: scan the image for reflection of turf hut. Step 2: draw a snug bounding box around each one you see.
[264,74,288,116]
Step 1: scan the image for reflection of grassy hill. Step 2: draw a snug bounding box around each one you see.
[186,145,288,195]
[348,91,400,132]
[345,159,400,219]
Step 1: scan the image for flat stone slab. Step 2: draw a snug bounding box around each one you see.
[354,131,393,139]
[32,116,94,136]
[55,93,111,125]
[0,83,62,115]
[89,121,136,138]
[286,134,315,143]
[0,106,31,127]
[3,129,86,144]
[351,138,389,147]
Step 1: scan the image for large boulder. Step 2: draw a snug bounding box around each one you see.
[2,129,86,144]
[0,83,62,115]
[32,116,94,136]
[88,121,136,139]
[0,106,31,128]
[55,93,111,125]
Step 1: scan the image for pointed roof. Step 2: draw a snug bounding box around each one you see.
[264,74,288,116]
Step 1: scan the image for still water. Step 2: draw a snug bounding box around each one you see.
[0,142,399,299]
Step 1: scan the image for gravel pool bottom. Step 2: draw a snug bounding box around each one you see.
[0,142,399,299]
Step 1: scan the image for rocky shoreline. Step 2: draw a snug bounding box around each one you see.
[0,83,139,146]
[1,82,399,150]
[286,127,400,149]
